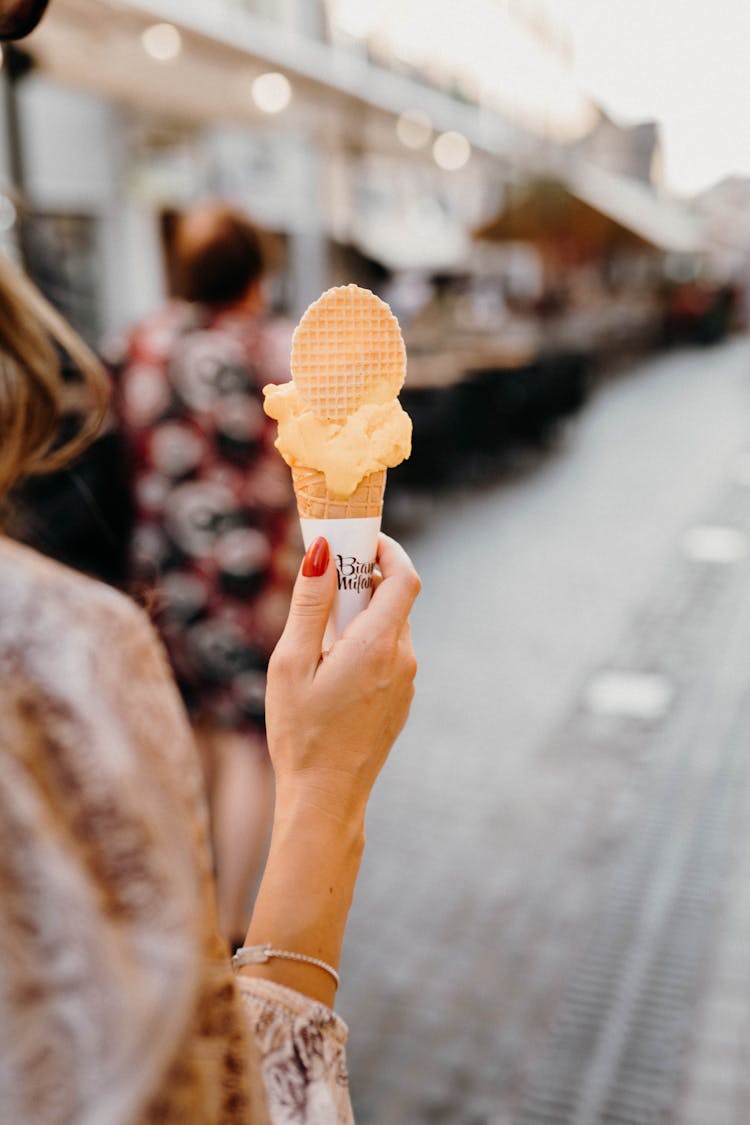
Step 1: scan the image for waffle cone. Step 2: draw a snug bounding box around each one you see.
[292,466,386,520]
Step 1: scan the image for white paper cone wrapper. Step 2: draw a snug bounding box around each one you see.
[300,516,381,648]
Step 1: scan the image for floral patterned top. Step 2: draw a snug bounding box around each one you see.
[115,302,299,734]
[0,536,353,1123]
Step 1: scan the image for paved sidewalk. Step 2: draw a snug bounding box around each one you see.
[515,479,750,1124]
[337,339,750,1123]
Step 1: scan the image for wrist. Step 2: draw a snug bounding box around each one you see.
[274,770,369,836]
[242,778,366,1005]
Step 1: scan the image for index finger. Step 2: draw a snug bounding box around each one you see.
[349,534,421,638]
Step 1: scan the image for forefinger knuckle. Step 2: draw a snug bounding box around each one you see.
[268,643,297,680]
[407,569,422,599]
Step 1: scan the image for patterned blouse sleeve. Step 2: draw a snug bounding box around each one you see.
[235,977,354,1125]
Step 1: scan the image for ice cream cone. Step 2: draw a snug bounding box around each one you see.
[264,284,411,644]
[293,466,385,645]
[291,466,386,520]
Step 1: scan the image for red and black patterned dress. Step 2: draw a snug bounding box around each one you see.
[117,301,299,735]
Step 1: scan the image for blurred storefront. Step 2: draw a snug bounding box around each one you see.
[0,0,545,341]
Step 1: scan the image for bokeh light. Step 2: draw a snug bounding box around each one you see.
[251,72,293,115]
[432,130,471,171]
[396,109,433,150]
[141,23,182,63]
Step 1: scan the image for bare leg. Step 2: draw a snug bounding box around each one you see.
[194,727,274,945]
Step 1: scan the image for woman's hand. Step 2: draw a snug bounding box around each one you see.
[240,534,420,1004]
[265,533,420,820]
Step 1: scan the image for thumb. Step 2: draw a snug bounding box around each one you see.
[278,536,336,667]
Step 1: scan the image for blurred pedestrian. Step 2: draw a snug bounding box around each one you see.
[115,203,299,946]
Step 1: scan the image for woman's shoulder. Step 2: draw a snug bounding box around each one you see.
[0,537,154,670]
[0,536,195,787]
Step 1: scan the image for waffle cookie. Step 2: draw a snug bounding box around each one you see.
[291,283,407,425]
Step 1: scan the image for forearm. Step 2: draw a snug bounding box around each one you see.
[238,783,366,1006]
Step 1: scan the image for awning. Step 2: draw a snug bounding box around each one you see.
[474,164,705,256]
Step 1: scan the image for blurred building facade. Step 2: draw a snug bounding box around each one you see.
[572,111,660,185]
[0,0,549,342]
[0,0,721,411]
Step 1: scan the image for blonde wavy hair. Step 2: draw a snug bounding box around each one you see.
[0,252,110,503]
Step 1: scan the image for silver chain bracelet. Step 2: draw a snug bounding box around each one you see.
[232,943,340,987]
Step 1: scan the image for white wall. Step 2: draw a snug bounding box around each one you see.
[8,74,166,338]
[18,76,118,210]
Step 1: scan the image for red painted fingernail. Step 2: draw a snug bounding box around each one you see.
[302,536,329,577]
